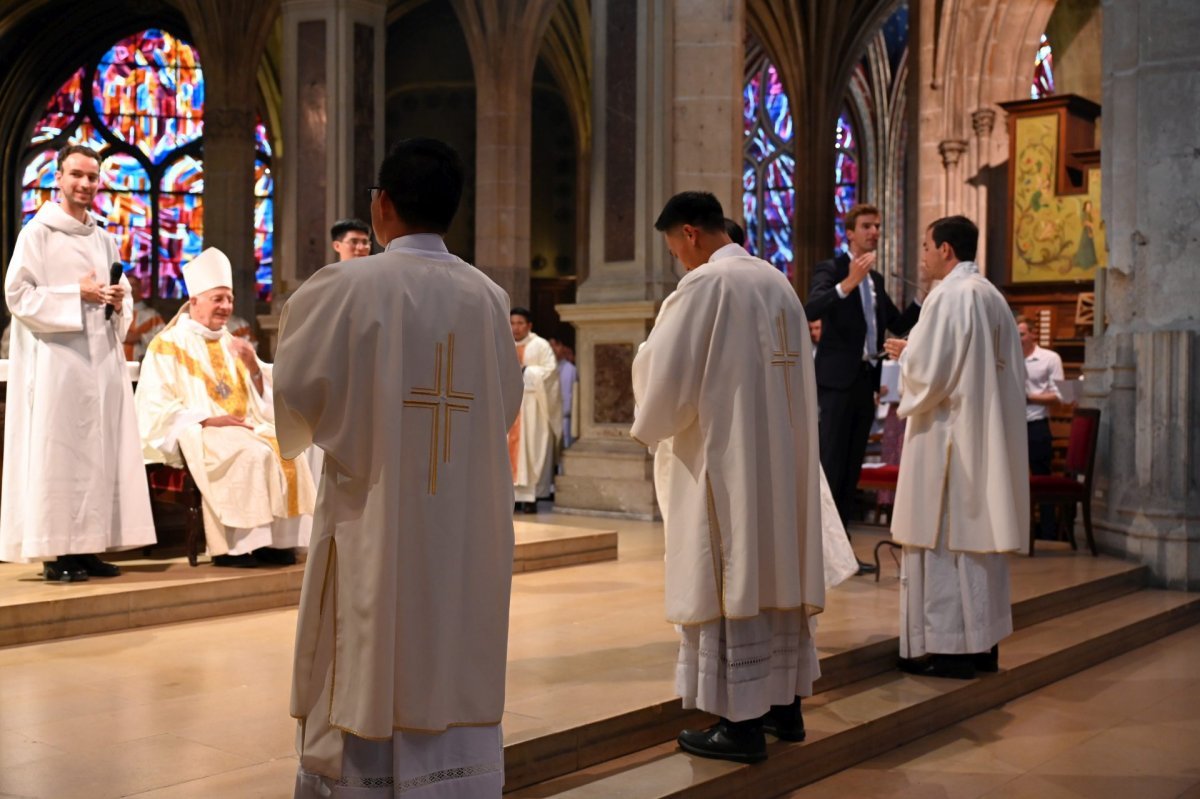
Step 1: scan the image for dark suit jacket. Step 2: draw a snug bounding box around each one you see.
[805,252,921,391]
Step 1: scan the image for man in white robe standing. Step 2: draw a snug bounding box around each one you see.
[1,144,156,581]
[632,191,825,764]
[135,247,315,567]
[508,307,561,513]
[275,138,523,798]
[884,215,1028,679]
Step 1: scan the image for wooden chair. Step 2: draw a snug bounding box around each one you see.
[1028,408,1101,556]
[145,463,204,566]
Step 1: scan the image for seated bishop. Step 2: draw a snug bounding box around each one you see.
[135,248,316,567]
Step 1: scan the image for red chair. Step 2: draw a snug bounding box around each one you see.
[1028,408,1101,556]
[146,464,204,566]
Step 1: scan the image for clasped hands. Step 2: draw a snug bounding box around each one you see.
[79,275,124,308]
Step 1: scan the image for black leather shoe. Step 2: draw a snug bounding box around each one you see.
[898,653,977,680]
[43,558,88,582]
[74,554,121,577]
[973,644,999,673]
[520,501,538,515]
[855,559,878,576]
[677,718,767,764]
[212,553,260,568]
[762,697,806,742]
[252,547,297,566]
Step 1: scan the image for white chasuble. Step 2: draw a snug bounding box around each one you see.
[891,261,1029,555]
[632,244,825,720]
[1,202,155,562]
[891,261,1027,657]
[508,332,561,503]
[274,235,523,787]
[135,315,315,556]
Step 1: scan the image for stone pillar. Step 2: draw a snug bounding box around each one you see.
[555,0,743,518]
[277,0,386,302]
[969,107,996,265]
[1083,0,1200,588]
[177,0,278,327]
[937,138,969,215]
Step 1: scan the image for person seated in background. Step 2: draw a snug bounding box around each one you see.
[135,247,315,567]
[122,273,165,361]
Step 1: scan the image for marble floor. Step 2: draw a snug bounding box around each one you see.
[0,513,1183,798]
[783,624,1200,799]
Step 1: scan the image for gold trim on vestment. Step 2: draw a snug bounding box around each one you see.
[667,602,825,627]
[771,312,801,429]
[263,435,301,517]
[404,335,475,495]
[147,336,249,417]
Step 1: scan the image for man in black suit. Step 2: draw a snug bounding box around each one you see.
[805,203,927,573]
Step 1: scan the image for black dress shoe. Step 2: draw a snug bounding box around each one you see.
[762,697,806,742]
[43,558,88,582]
[855,559,878,576]
[974,644,999,673]
[212,553,260,568]
[898,653,977,680]
[252,547,297,566]
[677,718,767,764]
[520,501,538,515]
[73,554,121,577]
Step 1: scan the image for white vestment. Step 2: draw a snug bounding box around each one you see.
[891,261,1029,656]
[632,244,825,721]
[124,300,165,361]
[509,332,561,502]
[135,314,315,556]
[274,234,523,794]
[1,202,155,562]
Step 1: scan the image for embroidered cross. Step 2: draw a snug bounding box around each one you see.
[404,334,475,495]
[994,326,1007,371]
[771,312,802,428]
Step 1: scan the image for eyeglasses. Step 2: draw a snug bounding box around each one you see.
[366,186,382,200]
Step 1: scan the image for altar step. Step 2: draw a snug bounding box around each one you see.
[502,567,1200,797]
[0,520,616,647]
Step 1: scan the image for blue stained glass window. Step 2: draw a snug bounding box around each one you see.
[833,109,859,254]
[1032,33,1055,99]
[18,28,273,304]
[743,59,795,278]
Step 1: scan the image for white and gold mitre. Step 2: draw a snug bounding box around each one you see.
[182,248,233,296]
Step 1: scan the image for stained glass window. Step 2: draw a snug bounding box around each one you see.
[834,108,859,254]
[18,28,273,302]
[742,57,795,279]
[1032,33,1055,99]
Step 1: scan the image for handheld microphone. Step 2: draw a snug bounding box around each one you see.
[105,262,123,320]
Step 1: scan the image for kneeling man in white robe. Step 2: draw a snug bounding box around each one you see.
[885,215,1028,679]
[135,248,315,567]
[632,191,825,764]
[276,138,523,798]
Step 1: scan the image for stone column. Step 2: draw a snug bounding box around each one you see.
[969,107,996,265]
[937,138,969,215]
[555,0,743,518]
[277,0,386,301]
[1083,0,1200,588]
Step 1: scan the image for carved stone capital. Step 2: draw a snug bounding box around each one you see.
[938,139,969,168]
[971,108,997,138]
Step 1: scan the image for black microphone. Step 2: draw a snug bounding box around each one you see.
[105,262,123,320]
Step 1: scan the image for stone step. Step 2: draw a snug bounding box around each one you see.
[499,562,1149,792]
[0,520,616,646]
[506,588,1200,798]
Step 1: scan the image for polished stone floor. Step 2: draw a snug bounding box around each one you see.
[0,513,1187,798]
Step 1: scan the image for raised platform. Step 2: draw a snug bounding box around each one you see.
[0,518,617,647]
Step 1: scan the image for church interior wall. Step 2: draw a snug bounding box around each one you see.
[385,0,477,262]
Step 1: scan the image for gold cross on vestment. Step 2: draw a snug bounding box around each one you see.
[404,334,475,495]
[771,312,802,428]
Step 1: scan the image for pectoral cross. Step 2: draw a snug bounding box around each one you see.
[404,334,474,495]
[771,312,802,428]
[994,326,1007,372]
